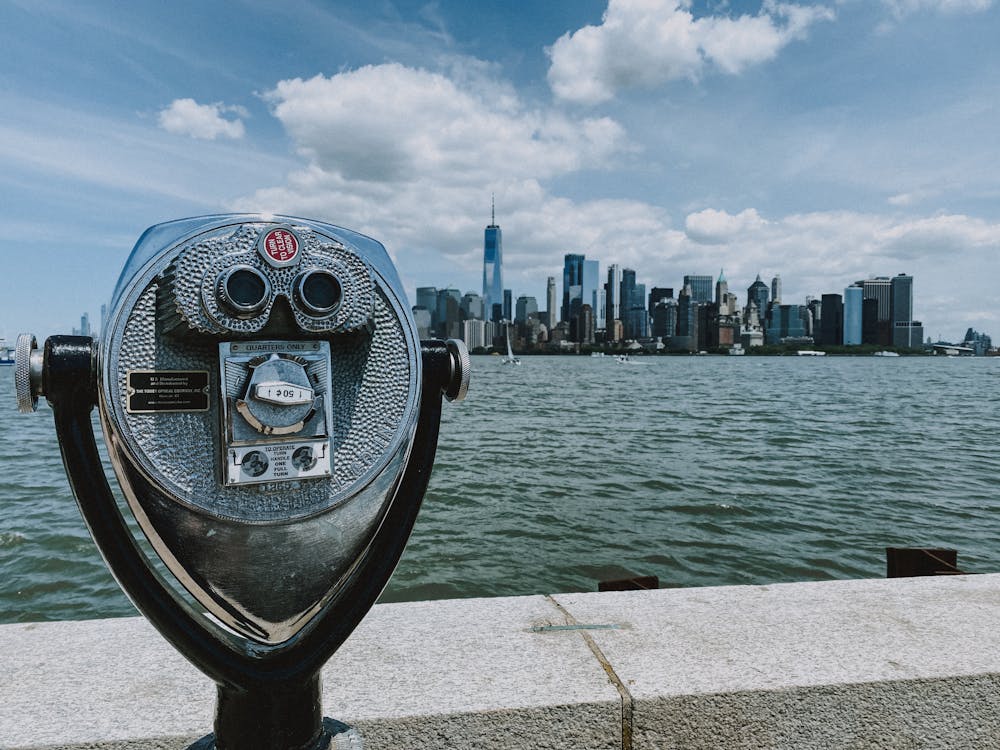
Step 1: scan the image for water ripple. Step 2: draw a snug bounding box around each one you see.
[4,356,1000,622]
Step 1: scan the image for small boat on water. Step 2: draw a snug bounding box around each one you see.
[0,339,14,366]
[796,350,826,356]
[501,323,521,365]
[615,352,651,365]
[873,351,900,357]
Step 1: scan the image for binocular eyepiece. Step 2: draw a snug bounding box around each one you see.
[16,214,469,750]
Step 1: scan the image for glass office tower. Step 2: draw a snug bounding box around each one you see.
[562,253,585,324]
[482,210,504,323]
[683,275,713,303]
[747,275,769,319]
[844,285,863,345]
[583,259,600,330]
[605,264,622,336]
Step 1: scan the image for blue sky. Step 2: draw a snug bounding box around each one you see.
[2,0,998,342]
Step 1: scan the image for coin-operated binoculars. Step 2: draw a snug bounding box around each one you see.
[15,215,469,750]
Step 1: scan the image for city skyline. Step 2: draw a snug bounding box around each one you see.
[410,195,988,344]
[3,2,999,342]
[409,213,967,353]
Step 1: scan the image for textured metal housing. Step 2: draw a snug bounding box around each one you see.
[158,223,375,336]
[98,216,421,644]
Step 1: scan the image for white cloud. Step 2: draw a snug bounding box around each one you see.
[685,207,766,243]
[888,192,917,207]
[875,213,1000,256]
[882,0,993,17]
[546,0,835,104]
[234,61,635,296]
[265,65,626,184]
[158,98,247,140]
[237,66,663,285]
[233,59,1000,340]
[675,208,1000,337]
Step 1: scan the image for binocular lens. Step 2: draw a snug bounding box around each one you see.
[218,266,271,316]
[296,270,342,316]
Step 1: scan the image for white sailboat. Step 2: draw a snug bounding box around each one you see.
[501,322,521,365]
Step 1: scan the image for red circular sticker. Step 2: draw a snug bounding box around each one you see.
[261,228,299,264]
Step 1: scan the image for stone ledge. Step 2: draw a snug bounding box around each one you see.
[3,575,1000,749]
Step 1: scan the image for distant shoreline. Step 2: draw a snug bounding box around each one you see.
[470,346,953,358]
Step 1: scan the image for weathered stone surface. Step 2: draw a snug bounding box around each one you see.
[5,576,1000,749]
[553,575,1000,749]
[0,595,620,749]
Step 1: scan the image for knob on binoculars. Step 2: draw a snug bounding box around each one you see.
[15,214,469,750]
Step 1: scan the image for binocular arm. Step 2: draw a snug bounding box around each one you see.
[33,334,466,750]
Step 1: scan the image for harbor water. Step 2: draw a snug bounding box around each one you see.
[2,354,999,624]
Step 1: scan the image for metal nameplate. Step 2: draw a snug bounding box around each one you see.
[127,370,210,413]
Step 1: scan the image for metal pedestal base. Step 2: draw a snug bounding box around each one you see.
[43,336,456,750]
[188,719,364,750]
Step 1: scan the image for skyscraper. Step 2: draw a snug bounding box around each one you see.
[860,276,892,345]
[890,274,912,325]
[583,259,601,331]
[676,283,697,351]
[546,276,557,329]
[765,304,806,344]
[462,319,490,351]
[770,275,782,305]
[844,285,863,345]
[482,200,503,323]
[820,293,843,346]
[715,270,737,316]
[436,287,462,339]
[862,298,879,345]
[805,298,822,339]
[648,287,673,312]
[620,268,647,339]
[605,264,622,338]
[890,273,920,349]
[416,286,438,335]
[747,275,769,320]
[416,286,438,312]
[515,295,538,324]
[683,275,713,303]
[633,283,647,338]
[578,304,595,344]
[461,292,484,321]
[562,253,585,323]
[412,306,432,338]
[651,298,678,339]
[860,277,891,320]
[714,270,728,306]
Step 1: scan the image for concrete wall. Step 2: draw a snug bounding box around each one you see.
[4,574,1000,749]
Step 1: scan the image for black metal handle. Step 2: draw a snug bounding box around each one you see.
[48,335,453,749]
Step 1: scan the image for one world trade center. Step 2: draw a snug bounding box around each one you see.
[482,200,503,322]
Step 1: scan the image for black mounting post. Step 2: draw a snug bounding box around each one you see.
[46,336,454,750]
